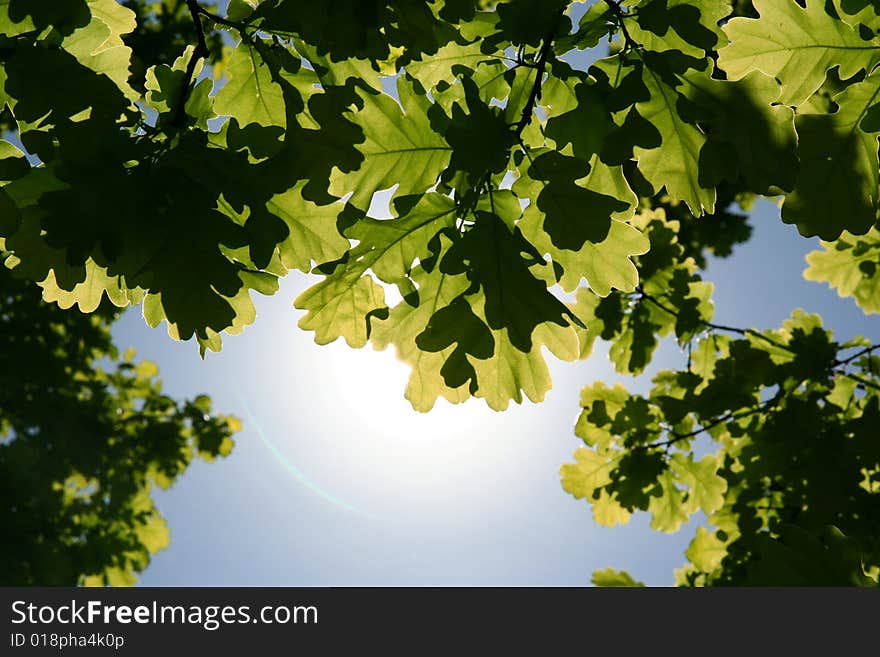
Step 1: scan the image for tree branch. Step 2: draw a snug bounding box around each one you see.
[637,288,791,352]
[171,0,211,127]
[636,288,880,393]
[646,393,781,450]
[513,10,564,141]
[186,0,210,56]
[834,343,879,367]
[603,0,637,52]
[844,371,880,393]
[195,4,245,30]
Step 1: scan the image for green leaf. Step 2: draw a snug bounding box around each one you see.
[294,270,386,349]
[561,447,619,500]
[444,76,515,179]
[145,46,204,122]
[576,381,632,448]
[522,151,628,250]
[591,489,633,527]
[607,301,661,374]
[495,0,571,47]
[290,38,383,90]
[648,469,690,532]
[415,295,495,393]
[263,185,350,274]
[718,0,880,106]
[783,71,880,239]
[469,312,579,411]
[561,1,614,51]
[61,0,139,102]
[40,258,143,313]
[226,0,257,22]
[671,454,727,516]
[0,188,19,236]
[4,39,130,125]
[329,75,451,211]
[685,526,727,573]
[804,226,880,314]
[591,568,645,587]
[544,79,615,161]
[635,56,715,215]
[679,69,799,194]
[371,260,472,411]
[627,0,728,58]
[520,210,649,296]
[441,211,581,352]
[213,39,310,129]
[406,39,502,91]
[295,192,458,348]
[348,193,458,286]
[0,0,89,36]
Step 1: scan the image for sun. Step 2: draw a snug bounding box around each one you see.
[237,277,515,515]
[236,271,596,526]
[320,336,495,445]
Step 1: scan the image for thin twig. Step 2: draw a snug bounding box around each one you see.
[171,0,211,126]
[638,288,880,393]
[603,0,637,52]
[637,288,791,352]
[646,392,781,450]
[195,5,245,30]
[512,9,564,140]
[834,343,879,367]
[843,371,880,393]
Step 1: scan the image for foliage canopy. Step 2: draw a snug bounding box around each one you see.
[1,0,879,585]
[0,264,240,585]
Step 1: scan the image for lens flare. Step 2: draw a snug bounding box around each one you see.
[236,393,375,519]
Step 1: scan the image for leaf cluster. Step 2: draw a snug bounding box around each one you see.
[1,0,880,586]
[1,0,878,412]
[0,266,240,586]
[563,240,880,584]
